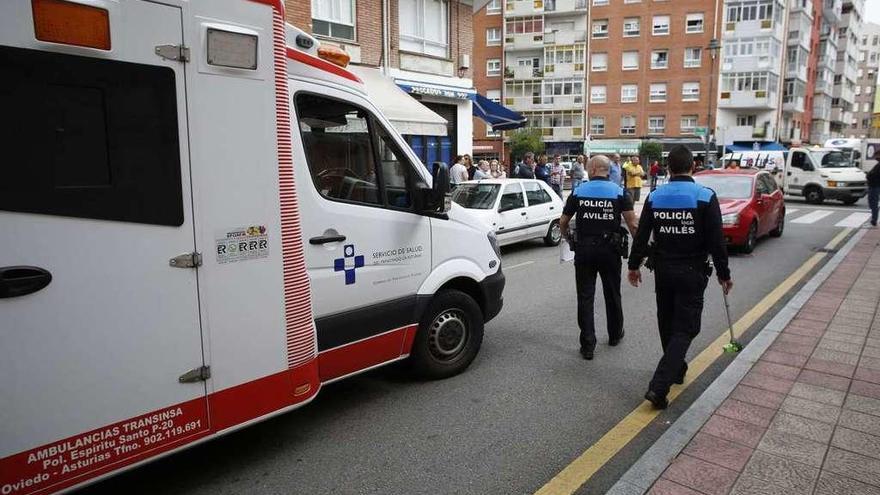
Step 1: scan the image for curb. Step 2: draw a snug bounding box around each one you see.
[606,227,868,495]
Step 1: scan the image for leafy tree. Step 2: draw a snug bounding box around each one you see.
[639,141,663,165]
[508,127,545,162]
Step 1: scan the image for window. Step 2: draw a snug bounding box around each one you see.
[621,84,638,103]
[736,114,757,127]
[591,85,607,103]
[620,115,636,135]
[721,72,776,93]
[686,13,704,33]
[590,116,605,135]
[682,81,700,101]
[591,52,608,71]
[505,16,544,34]
[487,89,501,102]
[312,0,355,40]
[524,181,552,205]
[680,115,698,133]
[648,116,665,134]
[486,27,501,46]
[499,183,526,211]
[623,17,640,37]
[653,15,670,35]
[3,46,185,225]
[592,19,609,38]
[649,83,667,102]
[874,35,879,46]
[684,47,701,67]
[375,126,417,209]
[622,50,639,70]
[544,45,585,73]
[486,58,501,76]
[399,0,448,57]
[651,49,668,69]
[296,94,381,206]
[542,79,584,104]
[486,0,501,14]
[834,74,842,85]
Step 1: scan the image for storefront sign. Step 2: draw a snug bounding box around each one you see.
[396,82,474,100]
[585,139,641,155]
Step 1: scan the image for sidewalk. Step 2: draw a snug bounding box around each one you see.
[613,227,880,495]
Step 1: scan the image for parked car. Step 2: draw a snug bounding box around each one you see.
[694,169,785,253]
[451,179,564,247]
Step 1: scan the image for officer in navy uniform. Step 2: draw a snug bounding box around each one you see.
[628,145,733,409]
[560,155,639,360]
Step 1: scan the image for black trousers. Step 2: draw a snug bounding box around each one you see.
[575,245,623,351]
[650,263,709,396]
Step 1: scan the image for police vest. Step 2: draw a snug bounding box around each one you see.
[647,179,714,259]
[573,180,625,237]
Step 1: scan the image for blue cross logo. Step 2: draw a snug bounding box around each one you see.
[334,244,364,285]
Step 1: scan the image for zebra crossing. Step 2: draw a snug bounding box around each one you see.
[631,204,872,228]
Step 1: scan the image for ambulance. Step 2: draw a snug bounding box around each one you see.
[0,1,504,493]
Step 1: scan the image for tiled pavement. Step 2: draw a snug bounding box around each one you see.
[648,228,880,495]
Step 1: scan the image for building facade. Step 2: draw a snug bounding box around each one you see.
[291,0,475,165]
[851,21,880,138]
[472,0,505,161]
[811,0,841,144]
[831,0,864,136]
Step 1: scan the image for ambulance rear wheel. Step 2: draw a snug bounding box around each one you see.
[544,220,562,246]
[411,290,484,379]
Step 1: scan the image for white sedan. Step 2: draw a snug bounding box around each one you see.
[451,179,564,247]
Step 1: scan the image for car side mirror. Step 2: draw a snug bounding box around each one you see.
[419,162,450,214]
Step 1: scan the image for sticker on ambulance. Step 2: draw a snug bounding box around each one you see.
[215,225,269,264]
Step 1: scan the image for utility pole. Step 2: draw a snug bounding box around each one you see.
[706,38,721,162]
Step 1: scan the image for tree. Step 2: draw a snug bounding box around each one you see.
[508,127,545,162]
[639,140,663,166]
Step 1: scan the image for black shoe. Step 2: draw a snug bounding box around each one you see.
[609,330,625,347]
[675,365,687,385]
[580,347,595,360]
[645,390,668,410]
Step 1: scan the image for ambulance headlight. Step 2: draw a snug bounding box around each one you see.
[721,212,740,226]
[487,231,501,257]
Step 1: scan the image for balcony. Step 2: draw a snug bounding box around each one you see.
[812,97,832,120]
[786,62,809,82]
[814,78,833,95]
[721,55,779,74]
[507,94,584,111]
[843,62,858,83]
[830,107,851,125]
[723,19,785,42]
[718,89,778,109]
[504,33,545,51]
[545,126,583,141]
[836,85,854,103]
[505,0,543,17]
[543,30,586,45]
[783,95,805,113]
[543,0,587,15]
[789,0,813,16]
[823,0,842,24]
[724,124,777,142]
[543,61,585,78]
[788,12,812,49]
[506,65,543,79]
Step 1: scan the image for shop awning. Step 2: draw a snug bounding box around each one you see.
[726,141,787,152]
[472,93,527,131]
[349,66,448,136]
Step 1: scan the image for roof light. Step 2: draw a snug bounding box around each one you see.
[317,45,350,68]
[32,0,111,50]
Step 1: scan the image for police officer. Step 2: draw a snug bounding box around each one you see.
[628,145,733,409]
[560,155,639,360]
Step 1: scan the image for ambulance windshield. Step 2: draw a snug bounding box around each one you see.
[811,150,851,169]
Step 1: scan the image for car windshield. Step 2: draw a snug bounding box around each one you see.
[811,150,851,168]
[451,183,501,210]
[693,176,754,199]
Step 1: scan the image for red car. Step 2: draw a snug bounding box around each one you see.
[694,169,785,253]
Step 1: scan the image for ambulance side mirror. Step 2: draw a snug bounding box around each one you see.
[421,162,450,214]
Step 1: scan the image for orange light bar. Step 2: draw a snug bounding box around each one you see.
[317,45,350,68]
[32,0,111,50]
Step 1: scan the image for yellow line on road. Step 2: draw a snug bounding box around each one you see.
[534,228,853,495]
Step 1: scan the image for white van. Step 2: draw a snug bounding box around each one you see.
[783,147,869,205]
[824,138,880,173]
[0,2,502,493]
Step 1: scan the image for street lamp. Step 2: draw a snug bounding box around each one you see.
[705,38,721,163]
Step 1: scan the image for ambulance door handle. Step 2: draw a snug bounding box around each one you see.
[0,266,52,299]
[309,234,346,245]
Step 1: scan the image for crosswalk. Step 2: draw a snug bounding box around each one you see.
[632,205,872,228]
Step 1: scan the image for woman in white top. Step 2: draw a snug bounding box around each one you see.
[449,155,469,185]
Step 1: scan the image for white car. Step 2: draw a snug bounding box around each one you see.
[451,179,564,247]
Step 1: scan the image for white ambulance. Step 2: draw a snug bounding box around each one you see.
[0,1,504,493]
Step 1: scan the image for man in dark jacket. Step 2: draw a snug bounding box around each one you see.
[868,149,880,227]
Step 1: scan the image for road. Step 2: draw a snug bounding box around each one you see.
[83,196,872,495]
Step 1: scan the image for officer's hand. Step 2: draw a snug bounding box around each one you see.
[719,278,733,295]
[628,269,641,287]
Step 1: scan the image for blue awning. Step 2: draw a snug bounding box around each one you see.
[726,141,787,152]
[472,93,527,131]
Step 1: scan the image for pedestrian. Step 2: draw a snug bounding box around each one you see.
[867,149,880,227]
[490,159,507,179]
[560,155,639,360]
[609,153,623,187]
[474,159,491,180]
[624,156,645,202]
[628,145,733,409]
[649,160,661,191]
[535,154,550,184]
[517,152,537,179]
[464,154,476,180]
[549,154,566,197]
[571,154,587,190]
[450,155,469,187]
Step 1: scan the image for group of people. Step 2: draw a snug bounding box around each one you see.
[560,145,733,410]
[449,155,508,185]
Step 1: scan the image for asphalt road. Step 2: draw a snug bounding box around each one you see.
[83,196,871,495]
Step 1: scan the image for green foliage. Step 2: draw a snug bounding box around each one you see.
[639,141,663,164]
[508,128,545,161]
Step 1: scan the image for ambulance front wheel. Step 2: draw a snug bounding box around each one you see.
[411,289,484,379]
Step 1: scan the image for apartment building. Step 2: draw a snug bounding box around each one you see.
[473,0,506,160]
[780,0,818,144]
[850,22,880,138]
[291,0,476,166]
[831,0,864,135]
[587,0,721,157]
[811,0,841,144]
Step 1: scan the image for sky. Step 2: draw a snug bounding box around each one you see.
[867,1,880,26]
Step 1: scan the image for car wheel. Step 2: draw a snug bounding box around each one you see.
[410,289,484,380]
[742,222,758,254]
[842,198,859,206]
[770,210,784,237]
[804,186,824,205]
[544,220,562,246]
